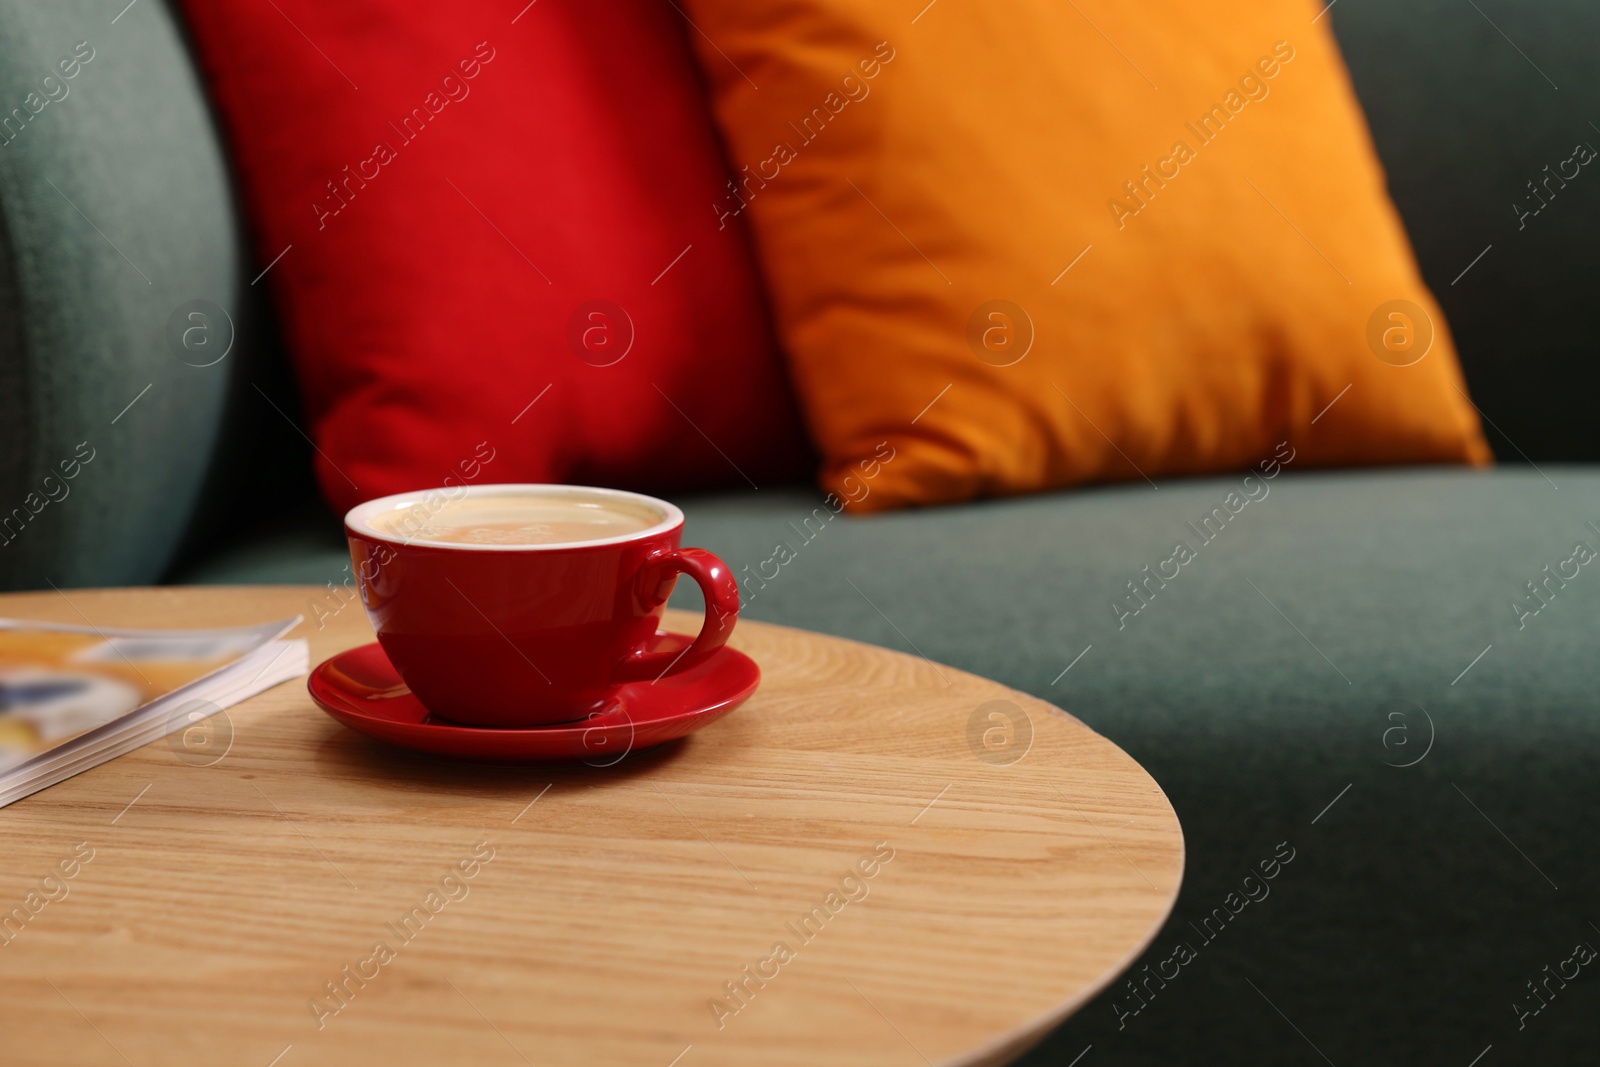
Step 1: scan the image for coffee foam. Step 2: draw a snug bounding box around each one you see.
[375,493,661,546]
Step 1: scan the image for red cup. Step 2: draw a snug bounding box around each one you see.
[344,484,740,727]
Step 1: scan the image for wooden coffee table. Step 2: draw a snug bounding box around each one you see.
[0,587,1182,1067]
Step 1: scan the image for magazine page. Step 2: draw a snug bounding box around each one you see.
[0,618,296,774]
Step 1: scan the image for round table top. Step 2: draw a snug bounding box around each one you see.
[0,586,1182,1067]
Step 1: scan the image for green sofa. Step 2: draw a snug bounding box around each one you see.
[3,1,1596,1061]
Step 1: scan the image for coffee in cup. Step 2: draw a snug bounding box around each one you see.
[374,491,660,546]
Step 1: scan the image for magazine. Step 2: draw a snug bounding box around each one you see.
[0,616,307,808]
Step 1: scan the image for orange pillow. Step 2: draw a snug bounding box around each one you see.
[677,0,1490,509]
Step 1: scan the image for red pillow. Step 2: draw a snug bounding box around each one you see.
[179,0,808,513]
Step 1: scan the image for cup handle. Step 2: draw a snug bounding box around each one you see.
[615,547,740,683]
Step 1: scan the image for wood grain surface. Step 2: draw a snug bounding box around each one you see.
[0,586,1182,1067]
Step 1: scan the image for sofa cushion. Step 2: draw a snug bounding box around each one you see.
[1333,1,1600,465]
[177,0,811,519]
[670,0,1488,511]
[181,466,1600,1060]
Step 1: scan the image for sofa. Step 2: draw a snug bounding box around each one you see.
[3,1,1597,1062]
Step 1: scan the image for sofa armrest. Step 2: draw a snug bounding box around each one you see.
[0,0,250,589]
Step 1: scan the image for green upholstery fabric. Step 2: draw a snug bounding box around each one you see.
[1331,1,1600,462]
[0,0,250,589]
[181,468,1600,1061]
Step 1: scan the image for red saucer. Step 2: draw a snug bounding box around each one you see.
[308,632,759,762]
